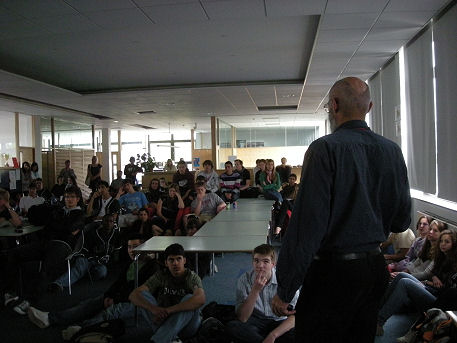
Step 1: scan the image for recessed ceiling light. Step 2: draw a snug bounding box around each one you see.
[113,120,119,123]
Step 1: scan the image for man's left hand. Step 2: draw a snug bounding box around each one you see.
[271,294,295,317]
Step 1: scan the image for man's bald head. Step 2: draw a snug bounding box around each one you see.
[329,77,371,118]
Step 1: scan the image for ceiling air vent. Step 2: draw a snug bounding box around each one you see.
[137,110,156,115]
[257,105,297,111]
[131,124,156,130]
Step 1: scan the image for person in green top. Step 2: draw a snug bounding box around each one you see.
[129,243,206,343]
[258,159,283,203]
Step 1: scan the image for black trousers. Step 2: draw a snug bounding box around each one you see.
[295,253,388,343]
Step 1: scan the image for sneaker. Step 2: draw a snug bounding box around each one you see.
[13,300,30,315]
[47,282,63,293]
[397,330,417,343]
[62,325,81,341]
[4,293,19,306]
[27,306,50,328]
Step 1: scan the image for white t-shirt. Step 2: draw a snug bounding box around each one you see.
[98,197,112,218]
[19,195,45,212]
[390,229,416,254]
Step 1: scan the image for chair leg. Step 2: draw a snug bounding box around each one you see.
[67,260,71,295]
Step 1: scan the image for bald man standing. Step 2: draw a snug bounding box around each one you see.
[271,77,411,342]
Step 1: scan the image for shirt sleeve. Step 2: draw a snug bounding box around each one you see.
[145,272,160,293]
[187,271,203,290]
[276,141,333,302]
[235,273,250,312]
[140,193,148,207]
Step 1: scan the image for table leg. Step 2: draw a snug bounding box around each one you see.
[134,253,140,327]
[195,253,199,276]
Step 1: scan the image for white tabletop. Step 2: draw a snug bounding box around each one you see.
[0,224,44,237]
[195,220,269,237]
[134,235,267,253]
[212,209,272,222]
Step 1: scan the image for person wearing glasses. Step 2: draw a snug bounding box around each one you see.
[271,77,411,342]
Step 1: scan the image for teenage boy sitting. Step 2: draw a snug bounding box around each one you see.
[87,181,120,224]
[27,235,159,336]
[226,244,299,343]
[191,181,226,224]
[117,178,148,228]
[19,181,45,216]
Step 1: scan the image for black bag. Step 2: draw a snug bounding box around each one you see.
[27,203,55,225]
[410,308,456,343]
[71,319,125,343]
[201,301,236,324]
[196,317,233,343]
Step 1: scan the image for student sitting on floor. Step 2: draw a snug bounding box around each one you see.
[117,178,148,228]
[190,181,226,225]
[48,214,122,293]
[274,173,299,237]
[0,188,22,227]
[150,183,185,236]
[130,207,161,239]
[220,161,241,203]
[381,227,416,263]
[226,244,299,343]
[27,235,159,338]
[86,181,120,224]
[389,215,432,272]
[196,159,220,193]
[377,229,457,338]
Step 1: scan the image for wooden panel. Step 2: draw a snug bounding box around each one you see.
[191,149,212,171]
[142,171,196,189]
[18,147,34,166]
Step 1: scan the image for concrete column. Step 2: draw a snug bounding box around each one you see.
[32,115,42,172]
[101,128,112,182]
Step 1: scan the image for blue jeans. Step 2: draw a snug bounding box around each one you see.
[54,257,107,288]
[85,291,201,343]
[378,272,436,324]
[49,294,105,326]
[226,315,285,343]
[263,189,283,203]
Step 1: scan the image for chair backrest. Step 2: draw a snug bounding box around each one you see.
[44,239,73,277]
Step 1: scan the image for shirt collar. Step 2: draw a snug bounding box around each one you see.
[334,120,370,132]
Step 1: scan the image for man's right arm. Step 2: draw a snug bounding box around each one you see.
[236,273,266,323]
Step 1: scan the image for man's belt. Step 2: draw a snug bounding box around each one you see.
[314,247,381,261]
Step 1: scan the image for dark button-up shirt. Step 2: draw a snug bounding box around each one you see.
[276,120,411,302]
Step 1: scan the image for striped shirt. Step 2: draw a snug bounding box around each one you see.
[220,172,241,194]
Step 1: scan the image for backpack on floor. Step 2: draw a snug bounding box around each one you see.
[71,319,125,343]
[195,317,233,343]
[413,308,456,343]
[201,301,236,324]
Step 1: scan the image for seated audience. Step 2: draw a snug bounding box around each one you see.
[220,161,241,203]
[35,178,52,202]
[8,191,22,215]
[0,188,22,227]
[392,220,448,280]
[389,215,432,272]
[377,229,457,337]
[182,216,202,236]
[145,178,163,214]
[150,183,185,236]
[21,161,32,194]
[253,159,262,177]
[65,175,78,190]
[196,160,219,193]
[31,162,40,180]
[117,179,148,228]
[163,158,177,172]
[48,214,121,292]
[275,157,292,184]
[226,244,299,343]
[381,227,416,263]
[130,207,161,238]
[27,235,159,334]
[254,159,266,187]
[110,170,124,194]
[235,159,259,198]
[173,160,194,205]
[86,181,120,223]
[258,159,283,203]
[18,181,45,216]
[70,243,204,342]
[3,186,85,315]
[190,181,226,224]
[274,174,299,236]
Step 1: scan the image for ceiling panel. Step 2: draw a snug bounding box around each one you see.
[141,2,208,23]
[326,0,389,14]
[203,0,266,20]
[320,12,379,29]
[83,8,153,29]
[2,0,77,18]
[65,0,137,12]
[385,0,450,12]
[30,14,100,34]
[265,0,325,16]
